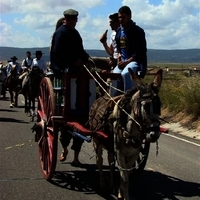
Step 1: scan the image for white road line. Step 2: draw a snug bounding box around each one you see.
[164,133,200,147]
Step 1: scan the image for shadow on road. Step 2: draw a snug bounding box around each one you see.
[50,164,119,200]
[129,170,200,200]
[0,108,18,112]
[49,167,200,200]
[0,117,29,123]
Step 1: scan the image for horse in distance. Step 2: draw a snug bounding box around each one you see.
[6,64,20,107]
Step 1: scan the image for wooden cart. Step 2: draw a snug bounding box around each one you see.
[33,70,160,180]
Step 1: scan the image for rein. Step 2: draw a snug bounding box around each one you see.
[115,153,145,171]
[83,64,142,129]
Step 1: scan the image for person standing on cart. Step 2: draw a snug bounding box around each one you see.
[50,8,90,166]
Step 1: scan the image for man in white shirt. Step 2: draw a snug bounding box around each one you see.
[19,51,47,94]
[21,51,33,70]
[19,51,33,80]
[100,13,120,71]
[32,51,47,74]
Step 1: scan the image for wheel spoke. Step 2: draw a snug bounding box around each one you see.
[37,77,57,180]
[37,110,44,121]
[38,96,45,119]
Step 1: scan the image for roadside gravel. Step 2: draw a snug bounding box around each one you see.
[162,122,200,140]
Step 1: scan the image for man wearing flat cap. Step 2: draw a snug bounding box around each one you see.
[50,8,90,167]
[50,8,89,78]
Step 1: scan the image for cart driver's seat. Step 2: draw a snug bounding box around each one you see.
[63,71,123,125]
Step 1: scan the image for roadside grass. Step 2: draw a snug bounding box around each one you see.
[160,73,200,119]
[144,67,200,129]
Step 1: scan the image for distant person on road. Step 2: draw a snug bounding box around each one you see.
[6,56,21,88]
[6,56,21,77]
[0,62,7,98]
[19,51,33,81]
[21,51,33,71]
[113,6,147,91]
[32,50,47,74]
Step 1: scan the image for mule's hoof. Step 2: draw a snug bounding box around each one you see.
[10,104,14,108]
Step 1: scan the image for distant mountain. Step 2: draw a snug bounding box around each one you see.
[0,46,199,63]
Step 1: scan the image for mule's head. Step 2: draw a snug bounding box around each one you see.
[128,68,163,143]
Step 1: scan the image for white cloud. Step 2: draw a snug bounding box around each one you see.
[122,0,200,49]
[0,0,199,49]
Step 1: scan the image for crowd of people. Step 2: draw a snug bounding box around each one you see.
[1,5,147,168]
[0,50,47,97]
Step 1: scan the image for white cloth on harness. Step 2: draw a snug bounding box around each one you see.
[19,71,29,80]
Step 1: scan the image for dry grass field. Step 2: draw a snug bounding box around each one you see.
[145,63,200,131]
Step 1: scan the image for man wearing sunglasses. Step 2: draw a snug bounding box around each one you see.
[50,9,89,167]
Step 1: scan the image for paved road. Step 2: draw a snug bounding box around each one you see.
[0,95,200,200]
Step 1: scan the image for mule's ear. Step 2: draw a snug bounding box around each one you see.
[152,69,163,92]
[128,68,142,85]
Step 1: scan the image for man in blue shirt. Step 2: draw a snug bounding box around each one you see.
[114,6,147,91]
[6,56,21,77]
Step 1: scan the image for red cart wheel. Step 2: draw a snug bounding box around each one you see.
[36,77,58,180]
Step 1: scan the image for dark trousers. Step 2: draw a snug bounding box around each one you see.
[60,127,83,152]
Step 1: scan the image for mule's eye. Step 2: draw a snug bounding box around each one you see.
[153,96,161,115]
[144,102,151,115]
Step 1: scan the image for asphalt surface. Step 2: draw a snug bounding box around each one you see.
[0,94,200,200]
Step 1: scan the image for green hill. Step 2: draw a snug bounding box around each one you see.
[0,46,199,63]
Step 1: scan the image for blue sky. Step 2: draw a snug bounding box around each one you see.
[0,0,199,50]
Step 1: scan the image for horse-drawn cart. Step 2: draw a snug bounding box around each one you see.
[33,69,124,179]
[32,65,168,199]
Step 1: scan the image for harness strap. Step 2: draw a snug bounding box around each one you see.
[83,64,141,128]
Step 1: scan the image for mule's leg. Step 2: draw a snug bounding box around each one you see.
[9,90,14,108]
[28,95,31,115]
[117,150,131,200]
[24,95,29,114]
[30,97,36,121]
[118,150,140,200]
[117,151,126,200]
[14,92,18,107]
[107,151,115,192]
[96,144,106,190]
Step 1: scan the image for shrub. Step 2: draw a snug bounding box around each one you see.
[157,73,200,119]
